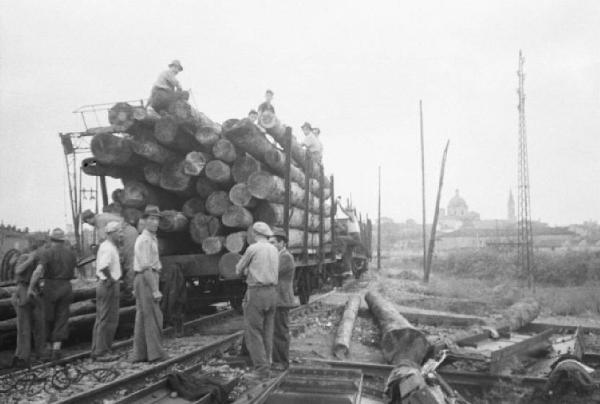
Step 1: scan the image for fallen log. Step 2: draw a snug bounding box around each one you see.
[181,197,206,218]
[159,159,195,195]
[204,160,232,184]
[143,163,162,186]
[254,202,331,232]
[333,294,362,359]
[205,191,232,216]
[90,133,135,166]
[222,206,253,229]
[130,131,178,164]
[219,252,242,279]
[212,138,237,163]
[224,231,247,254]
[365,290,431,365]
[229,183,257,208]
[159,210,189,232]
[201,236,225,255]
[183,151,211,176]
[232,154,263,184]
[490,297,541,332]
[195,176,220,198]
[190,213,223,244]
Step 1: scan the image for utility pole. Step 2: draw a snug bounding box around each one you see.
[419,100,428,281]
[377,166,381,270]
[517,50,535,290]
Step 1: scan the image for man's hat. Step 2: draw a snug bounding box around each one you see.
[142,205,162,218]
[265,89,274,95]
[272,227,287,242]
[105,221,121,234]
[49,228,66,241]
[169,60,183,71]
[252,221,273,237]
[81,209,95,222]
[301,122,312,130]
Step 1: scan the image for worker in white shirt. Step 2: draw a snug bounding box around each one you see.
[148,60,189,112]
[90,221,122,362]
[301,122,323,162]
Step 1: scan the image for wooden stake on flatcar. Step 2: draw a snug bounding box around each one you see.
[283,127,293,242]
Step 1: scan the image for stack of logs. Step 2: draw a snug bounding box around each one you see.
[83,101,333,280]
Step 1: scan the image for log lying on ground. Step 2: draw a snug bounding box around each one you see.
[159,210,189,232]
[212,138,237,163]
[202,236,225,255]
[365,290,431,365]
[229,183,257,207]
[222,206,253,229]
[144,163,162,186]
[195,176,220,198]
[232,154,263,183]
[219,252,241,279]
[181,197,206,218]
[190,213,223,244]
[183,151,211,176]
[130,131,178,164]
[334,295,362,359]
[205,191,232,216]
[205,160,232,184]
[489,298,541,332]
[254,202,331,232]
[160,159,195,195]
[225,231,247,253]
[91,133,135,166]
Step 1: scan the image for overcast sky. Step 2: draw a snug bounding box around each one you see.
[1,0,599,230]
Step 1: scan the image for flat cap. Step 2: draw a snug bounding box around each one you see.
[252,221,273,237]
[105,221,121,234]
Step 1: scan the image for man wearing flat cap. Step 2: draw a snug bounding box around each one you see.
[132,206,167,363]
[148,60,189,113]
[29,228,77,361]
[91,221,122,362]
[236,222,279,378]
[270,228,296,370]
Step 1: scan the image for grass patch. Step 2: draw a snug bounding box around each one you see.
[535,286,600,316]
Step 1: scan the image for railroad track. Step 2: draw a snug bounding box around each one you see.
[0,290,336,403]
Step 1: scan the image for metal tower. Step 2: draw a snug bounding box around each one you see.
[517,50,535,289]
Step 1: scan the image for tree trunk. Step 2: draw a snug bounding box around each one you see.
[154,114,200,152]
[130,131,178,164]
[333,294,362,359]
[181,197,206,218]
[204,160,232,184]
[195,176,220,198]
[143,163,162,186]
[229,183,257,207]
[222,206,253,229]
[108,102,136,130]
[168,100,222,137]
[225,231,247,253]
[119,180,156,209]
[491,298,540,332]
[201,236,225,255]
[159,159,195,195]
[91,133,134,166]
[232,154,263,184]
[254,202,330,232]
[183,151,211,176]
[212,138,237,163]
[264,148,305,186]
[205,191,232,216]
[190,213,223,244]
[159,210,189,232]
[365,291,431,365]
[219,252,242,279]
[223,119,276,168]
[122,207,143,227]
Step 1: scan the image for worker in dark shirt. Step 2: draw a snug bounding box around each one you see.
[257,89,275,117]
[30,228,77,361]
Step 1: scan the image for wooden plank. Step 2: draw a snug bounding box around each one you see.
[490,328,555,374]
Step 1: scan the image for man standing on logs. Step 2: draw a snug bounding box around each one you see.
[91,222,122,362]
[82,209,123,242]
[148,60,189,113]
[301,122,323,162]
[132,206,167,363]
[257,89,275,118]
[270,228,296,370]
[235,222,279,379]
[29,228,77,361]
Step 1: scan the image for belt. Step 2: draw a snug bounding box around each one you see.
[247,284,276,288]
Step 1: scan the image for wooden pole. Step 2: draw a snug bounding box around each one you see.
[424,140,450,282]
[420,100,428,282]
[283,127,292,241]
[377,166,381,270]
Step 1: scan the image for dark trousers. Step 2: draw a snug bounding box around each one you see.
[91,280,120,357]
[12,285,45,361]
[272,307,290,366]
[149,87,189,112]
[243,286,277,374]
[43,280,72,343]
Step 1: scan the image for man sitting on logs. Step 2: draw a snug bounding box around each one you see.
[301,122,323,162]
[29,228,77,361]
[148,60,189,113]
[91,221,122,362]
[131,206,167,363]
[269,228,296,370]
[235,222,279,379]
[81,209,123,242]
[257,89,275,117]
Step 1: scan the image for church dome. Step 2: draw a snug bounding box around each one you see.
[447,189,468,217]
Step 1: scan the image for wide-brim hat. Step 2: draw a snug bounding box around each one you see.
[252,221,273,237]
[272,227,287,242]
[49,228,66,241]
[169,60,183,71]
[142,205,162,218]
[301,122,312,130]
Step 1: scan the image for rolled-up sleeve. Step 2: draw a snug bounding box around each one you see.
[235,248,254,276]
[95,244,111,276]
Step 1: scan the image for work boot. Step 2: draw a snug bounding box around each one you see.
[11,357,30,369]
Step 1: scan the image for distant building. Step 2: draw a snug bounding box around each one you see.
[507,190,516,222]
[438,189,481,232]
